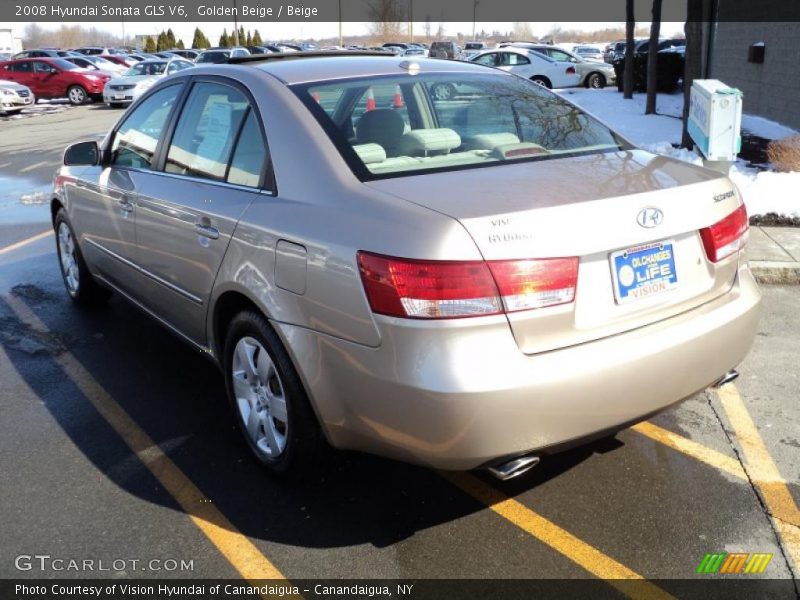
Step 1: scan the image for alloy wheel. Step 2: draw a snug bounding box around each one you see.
[57,222,79,295]
[231,336,289,458]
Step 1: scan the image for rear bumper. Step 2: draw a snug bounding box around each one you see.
[276,265,761,470]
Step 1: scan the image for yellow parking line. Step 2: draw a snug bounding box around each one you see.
[0,230,52,256]
[631,422,747,481]
[715,384,800,568]
[4,293,288,583]
[441,472,676,600]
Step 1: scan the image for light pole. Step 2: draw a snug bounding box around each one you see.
[232,0,239,46]
[472,0,479,41]
[120,0,125,47]
[338,0,343,47]
[408,0,413,43]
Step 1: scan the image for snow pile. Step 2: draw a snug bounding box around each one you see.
[729,165,800,218]
[640,141,704,165]
[561,87,799,217]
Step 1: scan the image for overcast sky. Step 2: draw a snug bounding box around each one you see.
[23,21,685,44]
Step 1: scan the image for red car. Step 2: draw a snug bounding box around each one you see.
[0,57,110,105]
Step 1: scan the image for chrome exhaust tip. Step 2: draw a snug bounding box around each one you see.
[487,455,540,481]
[711,369,740,389]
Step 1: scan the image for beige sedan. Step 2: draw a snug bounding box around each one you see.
[52,53,759,480]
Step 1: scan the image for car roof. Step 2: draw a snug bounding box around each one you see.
[240,54,491,85]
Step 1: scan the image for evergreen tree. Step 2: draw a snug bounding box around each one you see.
[238,26,245,46]
[144,36,156,53]
[176,39,185,49]
[166,28,176,49]
[156,30,168,51]
[252,30,263,46]
[191,27,206,49]
[219,29,230,47]
[246,30,252,46]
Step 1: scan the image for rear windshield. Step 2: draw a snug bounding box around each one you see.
[292,72,627,180]
[198,51,229,63]
[126,61,167,76]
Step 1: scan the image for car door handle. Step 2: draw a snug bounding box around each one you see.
[194,223,219,240]
[118,199,134,213]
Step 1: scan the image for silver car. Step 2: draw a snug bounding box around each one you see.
[52,54,760,480]
[0,79,34,115]
[103,58,193,107]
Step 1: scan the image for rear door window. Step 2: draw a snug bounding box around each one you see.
[498,52,530,66]
[164,82,249,182]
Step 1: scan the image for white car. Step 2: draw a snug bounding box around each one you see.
[470,47,580,89]
[103,58,193,107]
[0,79,34,115]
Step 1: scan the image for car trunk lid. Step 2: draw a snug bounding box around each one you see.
[365,150,745,354]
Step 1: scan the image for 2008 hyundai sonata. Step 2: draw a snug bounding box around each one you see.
[52,53,760,479]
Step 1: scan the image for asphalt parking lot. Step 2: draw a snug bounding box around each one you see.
[0,105,798,598]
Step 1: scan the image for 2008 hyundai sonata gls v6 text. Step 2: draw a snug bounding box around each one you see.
[52,53,760,480]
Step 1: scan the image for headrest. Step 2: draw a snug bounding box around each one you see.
[352,143,387,165]
[356,109,406,148]
[399,128,461,155]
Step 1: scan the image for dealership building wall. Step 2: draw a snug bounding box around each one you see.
[708,22,800,132]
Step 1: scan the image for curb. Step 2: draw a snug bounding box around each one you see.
[750,261,800,285]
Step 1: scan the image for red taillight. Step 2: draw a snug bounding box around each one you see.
[357,252,578,319]
[699,204,749,263]
[566,66,576,74]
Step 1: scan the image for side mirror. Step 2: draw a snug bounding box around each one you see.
[64,141,99,166]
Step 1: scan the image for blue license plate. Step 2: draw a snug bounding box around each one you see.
[611,240,678,303]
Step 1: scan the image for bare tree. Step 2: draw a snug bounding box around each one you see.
[623,0,635,99]
[645,0,663,114]
[513,22,534,41]
[366,0,407,42]
[424,15,431,38]
[23,23,47,48]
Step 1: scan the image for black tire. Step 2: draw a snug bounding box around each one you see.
[586,73,606,89]
[54,208,111,306]
[430,82,456,101]
[223,310,328,478]
[530,76,552,89]
[109,102,124,109]
[67,85,87,105]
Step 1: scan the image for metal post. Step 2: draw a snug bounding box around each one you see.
[233,0,239,46]
[409,0,413,43]
[339,0,343,47]
[120,0,125,47]
[472,0,479,41]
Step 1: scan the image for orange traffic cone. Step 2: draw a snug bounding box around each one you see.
[365,87,376,112]
[392,84,404,108]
